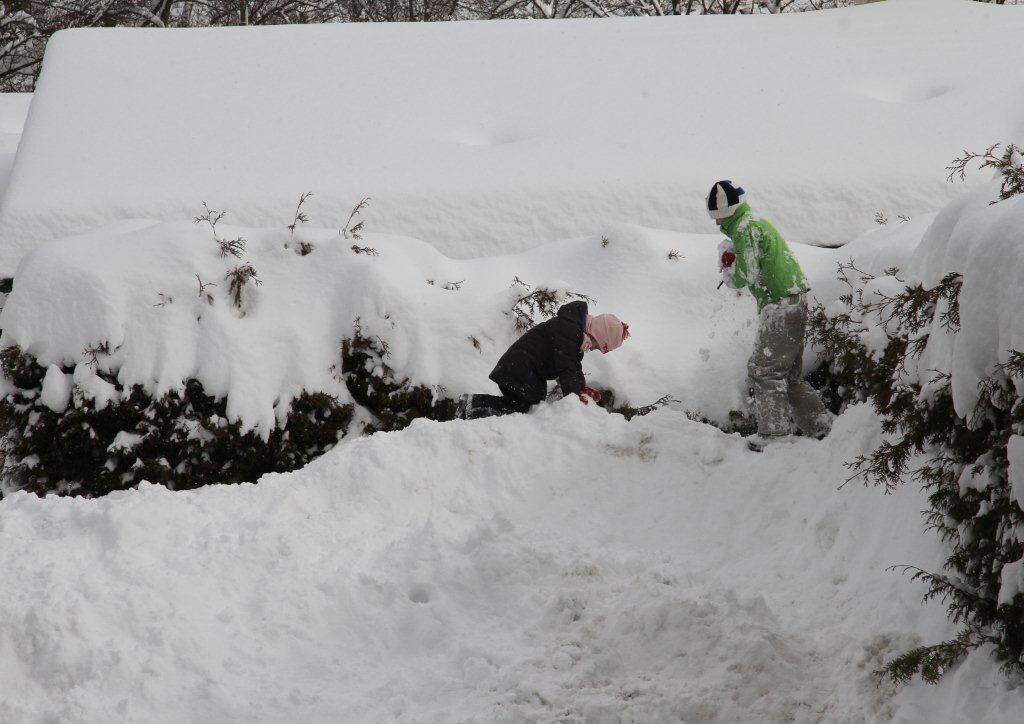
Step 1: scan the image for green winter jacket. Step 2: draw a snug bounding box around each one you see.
[719,203,809,311]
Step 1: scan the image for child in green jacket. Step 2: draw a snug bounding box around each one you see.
[707,180,831,445]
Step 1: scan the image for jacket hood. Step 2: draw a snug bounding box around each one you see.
[557,300,589,327]
[719,202,751,237]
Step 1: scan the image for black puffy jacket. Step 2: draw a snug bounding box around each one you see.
[489,301,587,404]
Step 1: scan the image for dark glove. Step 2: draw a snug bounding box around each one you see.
[579,386,603,405]
[720,250,736,269]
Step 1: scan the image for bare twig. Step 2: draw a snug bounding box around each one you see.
[427,279,463,290]
[195,274,216,305]
[287,191,314,238]
[342,197,371,240]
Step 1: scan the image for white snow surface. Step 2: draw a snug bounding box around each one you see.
[2,0,1024,274]
[39,365,72,413]
[0,93,29,199]
[4,401,1018,724]
[911,187,1024,415]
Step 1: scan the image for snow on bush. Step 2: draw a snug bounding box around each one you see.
[0,354,353,497]
[0,210,766,424]
[810,165,1024,683]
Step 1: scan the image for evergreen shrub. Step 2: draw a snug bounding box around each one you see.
[0,347,353,498]
[808,263,1024,684]
[340,318,456,434]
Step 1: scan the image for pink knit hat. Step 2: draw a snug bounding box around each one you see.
[584,314,630,353]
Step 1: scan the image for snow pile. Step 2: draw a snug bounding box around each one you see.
[909,186,1024,415]
[0,212,844,434]
[3,0,1024,274]
[5,401,1013,723]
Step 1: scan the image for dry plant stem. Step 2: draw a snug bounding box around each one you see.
[342,197,371,240]
[288,191,314,238]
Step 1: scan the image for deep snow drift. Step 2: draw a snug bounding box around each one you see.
[2,0,1024,274]
[1,402,1022,723]
[0,404,975,722]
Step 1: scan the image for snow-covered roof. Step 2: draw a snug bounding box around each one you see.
[0,0,1021,276]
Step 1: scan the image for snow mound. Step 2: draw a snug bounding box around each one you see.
[3,0,1023,274]
[8,401,1018,723]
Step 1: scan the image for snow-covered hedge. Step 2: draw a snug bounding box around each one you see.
[0,199,795,495]
[0,348,353,496]
[0,181,933,499]
[0,204,782,417]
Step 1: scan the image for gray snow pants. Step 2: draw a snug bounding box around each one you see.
[748,293,830,438]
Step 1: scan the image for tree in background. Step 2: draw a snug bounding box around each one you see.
[0,3,41,92]
[1,1,188,90]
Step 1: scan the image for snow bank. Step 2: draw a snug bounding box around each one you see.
[2,0,1022,275]
[1,401,987,723]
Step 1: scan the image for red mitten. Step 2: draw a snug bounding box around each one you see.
[720,250,736,269]
[579,386,603,405]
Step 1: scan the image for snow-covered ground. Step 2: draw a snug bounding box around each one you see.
[2,0,1024,721]
[2,191,1023,722]
[0,405,968,722]
[2,398,1022,723]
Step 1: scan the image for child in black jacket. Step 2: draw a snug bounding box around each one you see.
[457,300,629,420]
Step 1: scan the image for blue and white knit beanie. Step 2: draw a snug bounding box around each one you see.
[706,180,746,221]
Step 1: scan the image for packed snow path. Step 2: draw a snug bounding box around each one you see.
[6,402,1019,723]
